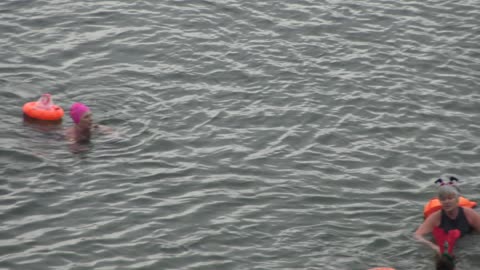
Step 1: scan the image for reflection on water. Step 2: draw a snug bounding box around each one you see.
[22,114,63,133]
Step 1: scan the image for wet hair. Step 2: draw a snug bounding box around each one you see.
[437,185,460,201]
[435,253,455,270]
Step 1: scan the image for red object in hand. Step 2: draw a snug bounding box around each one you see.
[433,226,461,254]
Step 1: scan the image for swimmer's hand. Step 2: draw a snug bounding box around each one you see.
[425,241,441,255]
[414,232,441,255]
[93,124,113,134]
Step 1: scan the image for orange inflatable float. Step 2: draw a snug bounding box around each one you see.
[424,196,477,219]
[23,93,64,121]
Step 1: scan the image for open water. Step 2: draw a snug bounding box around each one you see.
[1,0,480,269]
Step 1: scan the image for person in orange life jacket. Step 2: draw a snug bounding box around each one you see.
[414,178,480,266]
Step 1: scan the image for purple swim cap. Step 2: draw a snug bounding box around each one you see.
[70,102,90,124]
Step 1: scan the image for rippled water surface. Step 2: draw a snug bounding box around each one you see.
[2,0,480,269]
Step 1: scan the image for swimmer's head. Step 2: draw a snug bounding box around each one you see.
[438,185,460,201]
[435,253,455,270]
[70,102,90,124]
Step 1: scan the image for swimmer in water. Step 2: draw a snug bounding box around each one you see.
[66,102,109,143]
[415,178,480,269]
[415,183,480,252]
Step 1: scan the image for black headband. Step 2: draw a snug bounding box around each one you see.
[435,176,459,186]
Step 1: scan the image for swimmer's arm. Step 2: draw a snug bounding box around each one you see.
[93,124,113,134]
[64,127,75,142]
[464,208,480,232]
[414,212,440,254]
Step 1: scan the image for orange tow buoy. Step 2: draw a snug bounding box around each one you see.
[23,93,64,121]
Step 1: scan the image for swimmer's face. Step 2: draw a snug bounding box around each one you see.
[78,112,92,129]
[439,193,459,211]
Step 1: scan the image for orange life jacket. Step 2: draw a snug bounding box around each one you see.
[423,196,477,219]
